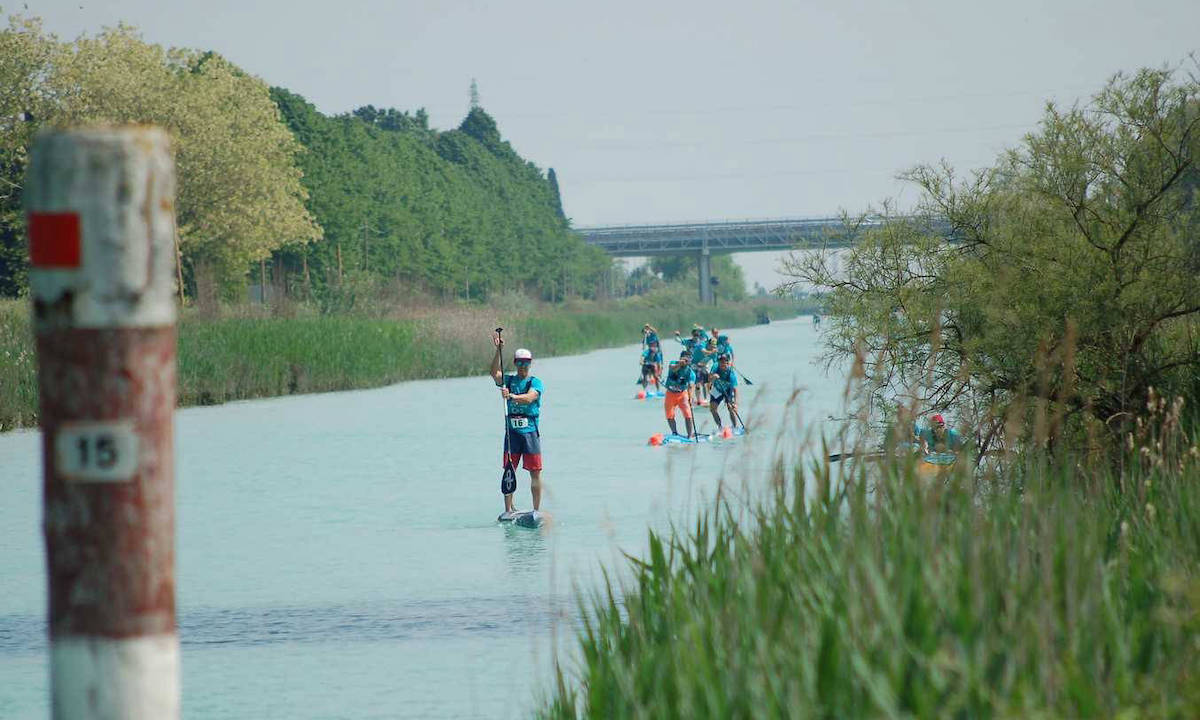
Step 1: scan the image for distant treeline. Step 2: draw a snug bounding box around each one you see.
[267,90,612,304]
[0,14,693,308]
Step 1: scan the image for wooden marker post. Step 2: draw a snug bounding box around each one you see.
[26,127,179,719]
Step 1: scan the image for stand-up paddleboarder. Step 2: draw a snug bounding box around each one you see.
[708,354,743,432]
[663,349,697,438]
[490,332,544,520]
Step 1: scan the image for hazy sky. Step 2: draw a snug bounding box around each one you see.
[28,0,1200,287]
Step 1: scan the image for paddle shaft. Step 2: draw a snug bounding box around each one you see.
[497,328,513,475]
[733,365,754,386]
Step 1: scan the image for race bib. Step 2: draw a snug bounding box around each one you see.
[508,417,531,430]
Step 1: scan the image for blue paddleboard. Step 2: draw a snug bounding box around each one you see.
[923,452,957,466]
[661,433,711,445]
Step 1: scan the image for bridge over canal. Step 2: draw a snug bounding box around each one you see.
[575,217,858,304]
[575,216,952,303]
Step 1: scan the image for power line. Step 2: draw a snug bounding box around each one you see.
[567,158,999,185]
[373,83,1097,124]
[567,122,1037,150]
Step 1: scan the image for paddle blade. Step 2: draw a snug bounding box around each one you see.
[500,465,517,494]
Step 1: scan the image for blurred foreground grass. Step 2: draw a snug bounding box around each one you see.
[542,450,1200,718]
[0,298,795,430]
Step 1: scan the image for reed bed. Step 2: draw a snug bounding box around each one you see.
[0,301,37,431]
[0,298,795,429]
[542,450,1200,718]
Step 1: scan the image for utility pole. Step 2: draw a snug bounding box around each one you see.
[27,127,180,719]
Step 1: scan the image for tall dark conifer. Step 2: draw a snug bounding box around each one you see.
[547,168,565,221]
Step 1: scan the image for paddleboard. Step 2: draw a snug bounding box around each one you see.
[498,509,546,527]
[917,452,958,478]
[660,433,711,445]
[513,510,545,528]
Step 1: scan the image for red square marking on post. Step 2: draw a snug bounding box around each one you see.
[28,213,82,268]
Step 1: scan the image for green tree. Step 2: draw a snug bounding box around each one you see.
[547,167,565,220]
[650,254,747,301]
[784,66,1200,455]
[46,28,320,296]
[271,88,614,304]
[0,14,60,295]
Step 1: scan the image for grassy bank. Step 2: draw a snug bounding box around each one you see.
[0,297,801,430]
[543,452,1200,718]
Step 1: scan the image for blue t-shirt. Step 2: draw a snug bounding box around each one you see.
[692,344,715,366]
[664,363,696,393]
[917,425,962,451]
[504,374,543,434]
[710,367,739,397]
[642,348,663,365]
[644,331,659,346]
[716,341,734,359]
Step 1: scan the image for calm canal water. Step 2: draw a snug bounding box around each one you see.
[0,317,848,718]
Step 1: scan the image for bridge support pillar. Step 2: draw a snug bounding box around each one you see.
[697,245,713,305]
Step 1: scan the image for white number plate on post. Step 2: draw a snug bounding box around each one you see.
[54,421,140,482]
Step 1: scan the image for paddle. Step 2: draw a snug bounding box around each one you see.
[733,366,754,386]
[730,404,747,431]
[635,332,646,385]
[827,451,887,463]
[496,327,516,495]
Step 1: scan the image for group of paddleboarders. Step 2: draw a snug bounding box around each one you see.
[648,324,743,440]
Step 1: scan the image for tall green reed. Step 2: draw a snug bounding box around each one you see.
[543,447,1200,718]
[0,300,37,431]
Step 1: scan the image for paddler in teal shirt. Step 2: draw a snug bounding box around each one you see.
[708,354,741,431]
[640,341,664,391]
[663,349,697,438]
[490,337,544,519]
[715,334,734,363]
[675,325,705,353]
[918,413,963,455]
[691,337,717,404]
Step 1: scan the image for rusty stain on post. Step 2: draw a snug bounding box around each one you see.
[27,126,180,720]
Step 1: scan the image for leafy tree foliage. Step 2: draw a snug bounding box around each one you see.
[0,14,60,296]
[784,66,1200,455]
[270,90,614,302]
[0,17,320,300]
[650,254,747,301]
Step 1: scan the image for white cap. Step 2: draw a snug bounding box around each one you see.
[514,348,533,360]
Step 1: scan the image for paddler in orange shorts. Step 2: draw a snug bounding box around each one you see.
[663,349,697,438]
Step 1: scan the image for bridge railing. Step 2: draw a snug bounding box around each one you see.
[574,215,952,256]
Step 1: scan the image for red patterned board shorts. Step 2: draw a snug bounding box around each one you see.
[502,428,543,471]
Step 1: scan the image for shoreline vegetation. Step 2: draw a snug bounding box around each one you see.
[541,443,1200,718]
[0,296,806,432]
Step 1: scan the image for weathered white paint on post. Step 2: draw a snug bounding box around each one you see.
[26,127,180,720]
